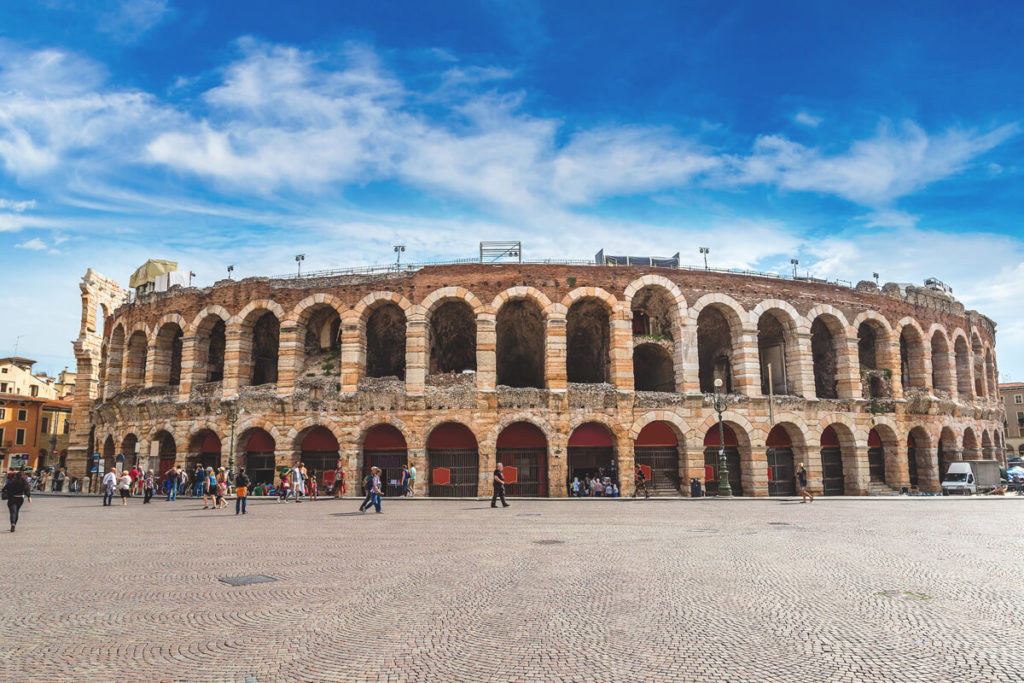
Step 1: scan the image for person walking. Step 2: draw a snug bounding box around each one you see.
[118,470,132,505]
[407,464,416,498]
[400,465,411,498]
[292,463,305,503]
[215,468,228,509]
[334,465,345,498]
[491,462,510,508]
[102,467,117,506]
[54,467,66,492]
[3,471,31,532]
[202,467,216,509]
[235,468,250,515]
[165,466,178,501]
[796,463,814,503]
[633,465,650,500]
[359,467,382,513]
[193,465,205,498]
[143,470,156,504]
[308,469,318,501]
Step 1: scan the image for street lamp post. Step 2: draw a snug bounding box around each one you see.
[710,377,733,497]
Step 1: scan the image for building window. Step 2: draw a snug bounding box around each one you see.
[63,420,70,435]
[40,417,49,433]
[1,367,7,373]
[0,427,4,444]
[30,386,38,397]
[17,409,27,421]
[1016,394,1022,404]
[0,383,7,393]
[0,408,5,420]
[15,428,25,445]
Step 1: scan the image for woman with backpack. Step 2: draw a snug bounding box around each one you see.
[3,471,32,532]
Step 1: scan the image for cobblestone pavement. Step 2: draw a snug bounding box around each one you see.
[2,495,1023,682]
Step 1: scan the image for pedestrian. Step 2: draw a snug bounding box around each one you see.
[308,469,318,501]
[407,464,416,497]
[102,467,117,506]
[3,471,32,532]
[491,461,510,508]
[633,465,650,499]
[54,467,66,492]
[193,465,205,498]
[235,468,250,515]
[143,470,156,503]
[165,466,178,501]
[178,467,187,497]
[292,462,305,503]
[334,465,345,498]
[400,465,411,498]
[118,470,132,505]
[279,470,290,502]
[796,463,814,503]
[359,466,382,513]
[215,468,228,509]
[203,467,215,509]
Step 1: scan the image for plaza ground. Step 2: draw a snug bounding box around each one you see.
[1,495,1022,682]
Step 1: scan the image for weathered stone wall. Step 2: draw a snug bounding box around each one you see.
[75,264,1004,497]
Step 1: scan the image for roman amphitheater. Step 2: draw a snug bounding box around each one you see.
[68,259,1005,497]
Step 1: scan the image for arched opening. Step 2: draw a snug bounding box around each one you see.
[124,331,148,387]
[153,322,183,387]
[427,423,479,497]
[954,336,972,398]
[857,321,890,398]
[567,422,617,491]
[566,298,611,384]
[365,303,406,379]
[363,425,407,498]
[820,426,845,496]
[810,317,841,399]
[154,430,176,475]
[930,331,953,393]
[107,325,126,394]
[301,304,341,376]
[757,310,796,396]
[102,434,115,462]
[299,426,340,492]
[633,343,675,392]
[938,428,956,481]
[495,299,544,388]
[240,428,276,489]
[703,424,743,496]
[867,428,886,483]
[195,317,227,383]
[962,427,979,460]
[630,285,677,339]
[95,303,107,337]
[634,421,681,495]
[187,429,221,472]
[972,333,986,398]
[496,422,548,497]
[121,433,139,467]
[249,311,280,386]
[428,301,477,376]
[899,326,927,392]
[697,305,738,393]
[766,424,796,496]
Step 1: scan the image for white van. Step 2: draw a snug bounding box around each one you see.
[940,460,1000,495]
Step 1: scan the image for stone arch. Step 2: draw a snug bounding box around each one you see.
[235,418,284,452]
[233,300,287,327]
[106,323,126,394]
[559,286,619,316]
[623,275,687,318]
[353,291,415,322]
[485,412,557,451]
[820,421,858,495]
[490,286,553,316]
[123,326,150,387]
[355,414,412,449]
[929,326,954,394]
[566,295,612,384]
[867,420,900,486]
[962,425,980,459]
[692,295,747,394]
[750,301,802,396]
[187,305,232,336]
[192,307,230,384]
[495,295,546,389]
[287,417,347,455]
[627,279,684,392]
[628,411,692,442]
[427,298,477,375]
[809,311,850,400]
[244,307,281,387]
[152,315,186,387]
[951,329,973,399]
[284,294,347,326]
[897,318,928,392]
[854,312,893,399]
[424,420,482,497]
[698,415,753,496]
[419,287,486,316]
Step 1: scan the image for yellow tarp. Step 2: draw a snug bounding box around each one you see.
[129,259,178,288]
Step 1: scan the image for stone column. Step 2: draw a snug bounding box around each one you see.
[476,314,496,393]
[837,337,861,399]
[477,441,496,498]
[144,342,159,387]
[340,316,362,393]
[680,319,700,394]
[945,352,959,400]
[887,341,904,399]
[405,317,428,395]
[341,446,359,498]
[792,332,816,399]
[545,315,567,391]
[734,327,761,397]
[889,438,910,489]
[178,334,198,401]
[845,442,869,495]
[805,446,825,494]
[745,444,769,497]
[222,326,246,396]
[918,446,940,493]
[407,446,428,494]
[610,313,634,391]
[277,324,302,396]
[682,442,703,497]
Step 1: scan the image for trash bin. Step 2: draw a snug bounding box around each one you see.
[689,478,703,498]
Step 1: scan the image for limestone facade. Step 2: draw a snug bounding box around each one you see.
[71,263,1005,496]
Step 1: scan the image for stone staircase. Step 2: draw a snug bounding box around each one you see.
[865,481,902,496]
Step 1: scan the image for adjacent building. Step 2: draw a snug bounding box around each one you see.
[999,382,1024,458]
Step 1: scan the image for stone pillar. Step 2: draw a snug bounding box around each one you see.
[838,337,861,399]
[340,316,362,393]
[889,439,910,489]
[476,314,496,393]
[340,446,359,498]
[682,443,703,496]
[918,446,940,493]
[805,446,825,494]
[222,326,245,396]
[610,313,634,391]
[178,334,199,400]
[277,324,302,396]
[792,332,816,399]
[545,315,567,391]
[477,441,496,498]
[734,327,761,397]
[407,446,427,494]
[887,341,903,399]
[617,440,635,497]
[144,342,159,387]
[945,352,959,400]
[405,318,428,395]
[845,443,869,495]
[680,319,700,394]
[745,444,769,497]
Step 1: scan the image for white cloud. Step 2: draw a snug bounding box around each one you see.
[14,237,47,250]
[0,198,36,212]
[793,110,822,127]
[97,0,172,43]
[859,209,919,229]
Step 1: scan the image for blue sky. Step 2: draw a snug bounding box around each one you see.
[1,0,1023,379]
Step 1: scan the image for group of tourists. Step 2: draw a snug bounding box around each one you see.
[570,475,621,498]
[27,467,69,493]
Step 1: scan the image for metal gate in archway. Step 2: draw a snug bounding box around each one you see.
[633,447,681,495]
[302,450,339,491]
[364,449,407,498]
[428,448,479,497]
[246,451,277,489]
[703,447,742,496]
[496,448,547,497]
[766,447,795,496]
[820,447,845,496]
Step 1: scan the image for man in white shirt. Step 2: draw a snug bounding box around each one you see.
[408,465,416,498]
[292,463,305,502]
[102,467,117,506]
